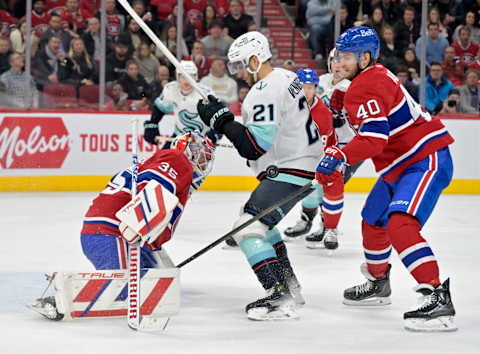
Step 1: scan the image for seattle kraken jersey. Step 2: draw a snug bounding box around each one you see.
[154,81,214,136]
[317,73,356,146]
[241,68,324,184]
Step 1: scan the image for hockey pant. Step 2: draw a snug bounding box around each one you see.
[360,148,453,286]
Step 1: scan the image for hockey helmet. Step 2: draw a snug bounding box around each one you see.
[327,48,339,73]
[176,60,198,81]
[172,131,215,189]
[297,68,319,85]
[335,26,380,61]
[227,31,272,76]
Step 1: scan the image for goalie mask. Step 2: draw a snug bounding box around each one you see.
[227,31,272,81]
[172,131,215,189]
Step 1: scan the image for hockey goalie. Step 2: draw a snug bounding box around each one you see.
[28,131,216,328]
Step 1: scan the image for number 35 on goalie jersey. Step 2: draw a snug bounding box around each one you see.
[81,150,193,249]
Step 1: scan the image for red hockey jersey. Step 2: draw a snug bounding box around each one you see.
[310,96,337,149]
[341,64,454,183]
[58,8,91,31]
[81,149,193,249]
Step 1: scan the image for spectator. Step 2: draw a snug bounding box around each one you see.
[393,6,420,51]
[30,0,51,34]
[81,17,101,62]
[415,22,449,66]
[0,53,39,108]
[105,33,132,83]
[199,58,237,105]
[58,0,90,34]
[229,80,249,116]
[0,36,12,74]
[185,10,202,51]
[222,0,253,39]
[131,0,157,34]
[99,0,126,39]
[39,13,74,53]
[200,20,230,60]
[423,62,455,113]
[378,0,401,26]
[379,25,401,71]
[159,4,196,55]
[438,88,462,114]
[468,48,480,73]
[452,26,480,65]
[0,9,17,36]
[134,41,160,83]
[394,64,418,102]
[148,64,169,107]
[364,7,385,37]
[68,37,97,86]
[159,24,188,60]
[10,19,38,56]
[32,34,75,90]
[150,0,175,34]
[283,59,296,72]
[427,7,449,39]
[442,46,466,87]
[118,59,151,101]
[453,11,480,45]
[105,81,129,111]
[124,17,146,52]
[327,4,353,51]
[306,0,335,61]
[45,0,67,15]
[184,40,212,79]
[400,48,421,85]
[459,69,480,113]
[200,4,217,38]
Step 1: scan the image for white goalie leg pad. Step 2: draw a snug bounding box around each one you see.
[116,180,179,244]
[53,268,180,330]
[231,212,269,244]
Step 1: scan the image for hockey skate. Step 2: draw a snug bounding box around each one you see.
[343,263,392,306]
[246,284,298,321]
[404,278,457,332]
[27,296,64,321]
[283,212,312,241]
[323,228,339,250]
[305,215,325,249]
[285,273,306,307]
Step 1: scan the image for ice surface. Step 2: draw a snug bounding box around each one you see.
[1,191,479,354]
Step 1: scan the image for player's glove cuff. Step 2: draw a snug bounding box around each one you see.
[143,120,160,145]
[316,146,346,175]
[197,95,234,133]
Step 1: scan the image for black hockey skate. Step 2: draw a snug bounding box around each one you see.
[305,228,325,248]
[343,264,392,306]
[284,212,313,240]
[404,278,457,332]
[246,284,298,321]
[27,296,64,321]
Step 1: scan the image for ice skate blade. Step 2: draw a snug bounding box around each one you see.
[343,297,392,306]
[221,244,240,250]
[283,235,304,243]
[247,305,299,321]
[404,316,457,332]
[305,241,325,249]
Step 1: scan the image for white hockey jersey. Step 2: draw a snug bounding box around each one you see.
[154,81,214,135]
[317,73,356,146]
[242,68,324,184]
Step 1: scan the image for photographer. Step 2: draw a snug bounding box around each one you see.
[438,89,461,114]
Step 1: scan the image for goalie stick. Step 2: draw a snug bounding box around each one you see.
[127,117,141,330]
[176,180,318,268]
[117,0,207,101]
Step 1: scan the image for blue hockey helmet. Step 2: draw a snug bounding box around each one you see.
[335,26,380,61]
[297,68,319,85]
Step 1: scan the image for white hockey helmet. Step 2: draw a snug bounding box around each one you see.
[227,31,272,76]
[327,48,338,73]
[177,60,198,81]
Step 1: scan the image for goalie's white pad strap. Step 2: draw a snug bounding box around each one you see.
[54,268,180,330]
[116,180,179,244]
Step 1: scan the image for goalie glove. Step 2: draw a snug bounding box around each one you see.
[116,180,179,245]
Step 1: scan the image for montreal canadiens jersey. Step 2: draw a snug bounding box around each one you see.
[241,68,324,183]
[154,81,214,136]
[342,64,454,183]
[317,73,356,146]
[310,96,337,153]
[81,150,193,249]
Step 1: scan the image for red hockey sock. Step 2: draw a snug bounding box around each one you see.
[387,213,440,286]
[322,177,344,229]
[362,220,391,278]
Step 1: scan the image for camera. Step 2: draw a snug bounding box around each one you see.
[447,100,457,107]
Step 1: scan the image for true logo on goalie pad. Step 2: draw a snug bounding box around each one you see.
[54,269,180,320]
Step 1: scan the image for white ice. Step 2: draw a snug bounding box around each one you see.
[1,191,479,354]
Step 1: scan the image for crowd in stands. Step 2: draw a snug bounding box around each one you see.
[0,0,477,114]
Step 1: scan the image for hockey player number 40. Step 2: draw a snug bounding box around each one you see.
[356,99,381,119]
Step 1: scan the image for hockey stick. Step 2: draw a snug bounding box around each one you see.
[127,117,141,330]
[176,180,318,268]
[117,0,207,100]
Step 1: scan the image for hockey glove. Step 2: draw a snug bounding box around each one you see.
[143,106,165,145]
[330,89,346,111]
[316,146,346,178]
[197,95,234,133]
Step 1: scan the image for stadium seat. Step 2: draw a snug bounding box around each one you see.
[43,83,78,109]
[78,85,112,109]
